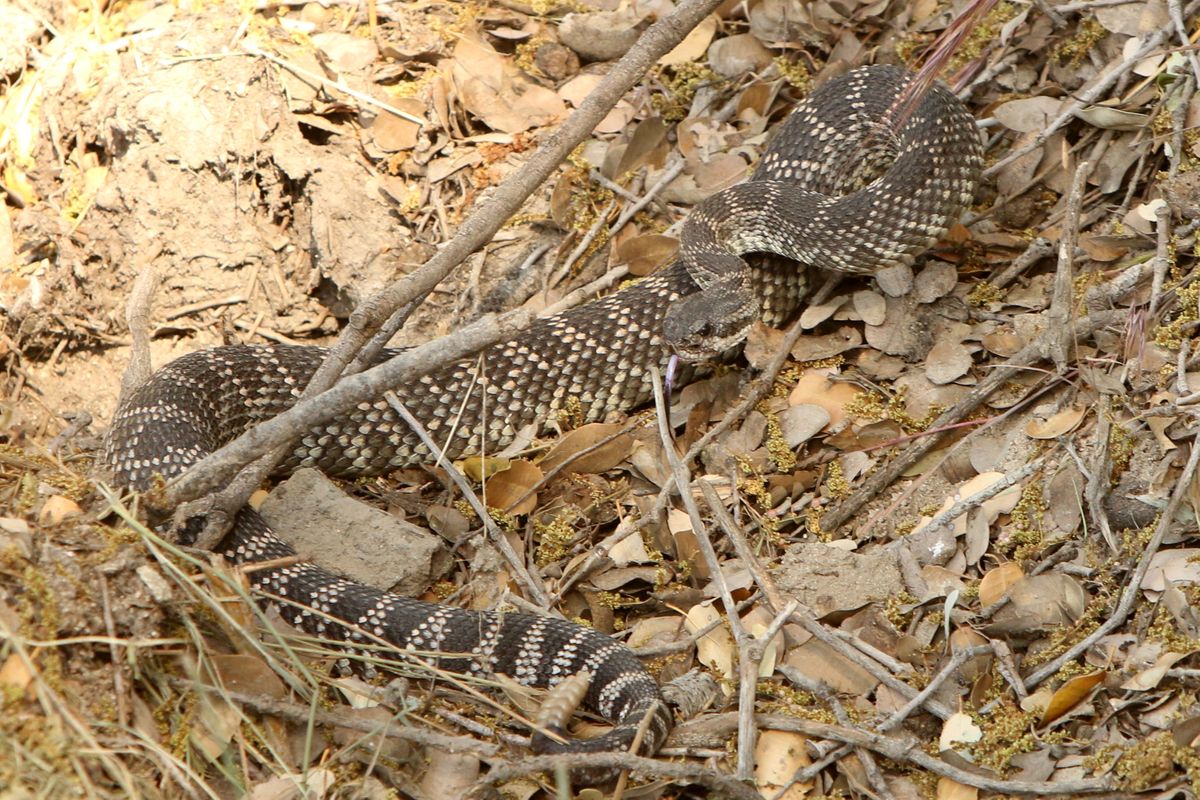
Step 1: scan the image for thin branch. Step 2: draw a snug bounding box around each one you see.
[118,266,158,404]
[1042,160,1091,372]
[650,364,755,780]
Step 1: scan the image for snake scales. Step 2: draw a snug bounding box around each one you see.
[103,65,980,775]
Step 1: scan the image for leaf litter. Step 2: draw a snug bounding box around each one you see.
[3,0,1200,797]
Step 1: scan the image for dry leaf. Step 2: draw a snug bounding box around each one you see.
[684,602,735,681]
[660,13,718,65]
[937,777,979,800]
[981,331,1024,357]
[459,455,511,482]
[452,37,565,134]
[615,233,678,276]
[979,562,1025,606]
[369,100,424,151]
[787,369,859,428]
[788,326,862,361]
[540,422,634,475]
[925,338,973,385]
[853,290,886,325]
[993,96,1062,133]
[38,495,81,526]
[708,32,773,77]
[777,404,830,448]
[1122,651,1190,691]
[939,711,982,751]
[987,574,1087,636]
[1141,549,1200,597]
[1041,671,1105,725]
[483,460,543,515]
[608,530,652,566]
[1025,405,1086,439]
[312,31,378,72]
[754,729,812,799]
[799,297,845,329]
[0,653,32,692]
[557,10,640,62]
[782,639,878,695]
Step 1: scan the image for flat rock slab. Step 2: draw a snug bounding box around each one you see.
[772,543,904,617]
[259,468,448,594]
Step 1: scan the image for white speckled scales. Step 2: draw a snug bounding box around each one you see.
[103,64,980,774]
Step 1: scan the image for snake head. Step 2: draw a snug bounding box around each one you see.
[662,278,760,362]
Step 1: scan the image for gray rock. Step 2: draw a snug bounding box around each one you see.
[259,468,448,594]
[772,543,903,616]
[558,12,641,62]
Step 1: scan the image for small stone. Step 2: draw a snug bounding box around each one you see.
[259,469,448,593]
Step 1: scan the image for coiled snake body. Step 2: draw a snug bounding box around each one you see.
[103,66,980,774]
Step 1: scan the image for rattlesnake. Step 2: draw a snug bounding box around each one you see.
[103,65,981,777]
